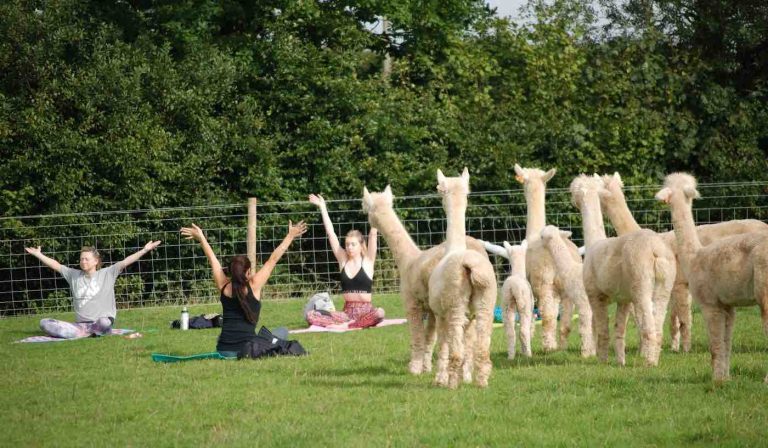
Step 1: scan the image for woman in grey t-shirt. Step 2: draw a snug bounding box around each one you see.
[25,242,161,338]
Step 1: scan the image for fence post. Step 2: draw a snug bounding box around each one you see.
[247,197,258,270]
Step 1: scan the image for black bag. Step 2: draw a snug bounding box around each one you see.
[171,314,222,329]
[238,326,307,359]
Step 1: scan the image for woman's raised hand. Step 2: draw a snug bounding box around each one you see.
[288,220,308,238]
[308,194,326,209]
[143,240,163,251]
[24,246,42,256]
[180,224,206,242]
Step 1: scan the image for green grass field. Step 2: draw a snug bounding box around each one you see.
[2,294,767,446]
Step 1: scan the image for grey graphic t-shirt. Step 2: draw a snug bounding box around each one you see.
[60,264,121,322]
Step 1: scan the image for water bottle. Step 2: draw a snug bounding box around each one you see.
[181,306,189,331]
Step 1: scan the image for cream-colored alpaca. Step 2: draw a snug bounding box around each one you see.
[362,185,489,375]
[572,175,676,366]
[428,169,497,388]
[514,164,594,354]
[600,172,768,352]
[539,226,595,357]
[655,173,768,382]
[500,240,534,359]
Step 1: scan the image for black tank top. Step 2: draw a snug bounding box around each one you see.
[340,264,373,293]
[216,284,261,352]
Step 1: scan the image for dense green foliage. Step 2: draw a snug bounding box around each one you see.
[2,0,767,218]
[3,294,768,445]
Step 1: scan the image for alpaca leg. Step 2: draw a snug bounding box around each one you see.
[635,296,658,366]
[423,311,437,373]
[559,291,574,349]
[761,305,768,383]
[446,311,467,389]
[462,318,476,384]
[473,300,495,388]
[406,304,427,375]
[614,303,632,367]
[572,289,595,358]
[590,296,610,363]
[700,303,729,382]
[503,295,517,360]
[651,281,674,365]
[538,282,558,352]
[433,315,450,387]
[519,294,534,358]
[722,306,736,380]
[669,281,689,352]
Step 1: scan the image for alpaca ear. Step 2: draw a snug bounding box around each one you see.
[613,172,622,184]
[542,168,556,183]
[503,241,512,251]
[514,164,526,183]
[655,187,672,204]
[363,186,371,203]
[383,185,393,202]
[559,230,572,239]
[520,239,527,250]
[684,186,701,200]
[437,169,446,184]
[461,167,469,182]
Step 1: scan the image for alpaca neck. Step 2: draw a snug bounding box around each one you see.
[603,196,642,236]
[524,186,546,242]
[546,238,576,273]
[581,196,607,248]
[372,207,421,268]
[445,202,467,252]
[510,254,526,277]
[668,196,702,276]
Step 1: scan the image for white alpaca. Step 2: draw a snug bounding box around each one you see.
[362,185,489,375]
[429,169,497,388]
[599,172,768,352]
[655,173,768,382]
[572,175,676,366]
[499,240,535,359]
[514,164,594,354]
[539,226,596,357]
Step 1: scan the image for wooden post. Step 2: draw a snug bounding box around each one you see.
[247,197,258,270]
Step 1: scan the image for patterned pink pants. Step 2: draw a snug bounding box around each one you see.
[306,301,383,329]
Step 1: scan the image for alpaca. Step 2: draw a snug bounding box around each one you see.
[572,175,676,366]
[655,173,768,382]
[600,172,768,352]
[500,240,535,359]
[539,226,596,357]
[514,164,594,354]
[428,168,497,388]
[362,185,489,375]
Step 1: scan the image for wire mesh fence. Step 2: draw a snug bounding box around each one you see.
[2,181,767,317]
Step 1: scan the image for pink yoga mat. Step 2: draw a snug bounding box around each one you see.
[289,318,407,334]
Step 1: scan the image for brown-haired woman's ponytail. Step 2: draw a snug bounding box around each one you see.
[229,255,257,324]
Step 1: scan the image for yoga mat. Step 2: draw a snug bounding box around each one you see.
[289,318,407,334]
[151,352,233,363]
[15,328,135,343]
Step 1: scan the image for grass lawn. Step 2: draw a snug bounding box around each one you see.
[2,293,767,446]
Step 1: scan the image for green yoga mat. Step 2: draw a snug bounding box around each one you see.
[151,352,234,363]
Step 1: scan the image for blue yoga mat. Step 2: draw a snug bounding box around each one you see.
[151,352,234,363]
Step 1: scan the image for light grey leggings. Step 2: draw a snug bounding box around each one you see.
[39,317,114,339]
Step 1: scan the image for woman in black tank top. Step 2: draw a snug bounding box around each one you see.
[181,220,307,355]
[307,194,385,329]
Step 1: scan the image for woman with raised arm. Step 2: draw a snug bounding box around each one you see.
[306,194,385,329]
[181,220,307,357]
[25,242,162,338]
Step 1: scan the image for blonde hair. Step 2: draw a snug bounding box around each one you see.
[80,246,102,269]
[345,230,367,257]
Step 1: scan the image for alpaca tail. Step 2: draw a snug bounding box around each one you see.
[462,251,497,292]
[652,243,674,283]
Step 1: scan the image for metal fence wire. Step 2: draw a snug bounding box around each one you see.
[2,181,767,317]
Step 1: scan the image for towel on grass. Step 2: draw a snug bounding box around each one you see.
[289,318,407,334]
[14,328,135,344]
[151,352,232,363]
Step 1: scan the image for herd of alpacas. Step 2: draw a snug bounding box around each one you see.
[361,166,768,388]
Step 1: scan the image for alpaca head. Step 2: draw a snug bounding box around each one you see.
[362,185,394,228]
[540,225,572,245]
[514,164,556,197]
[655,173,700,206]
[436,167,470,214]
[598,172,626,207]
[569,174,604,211]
